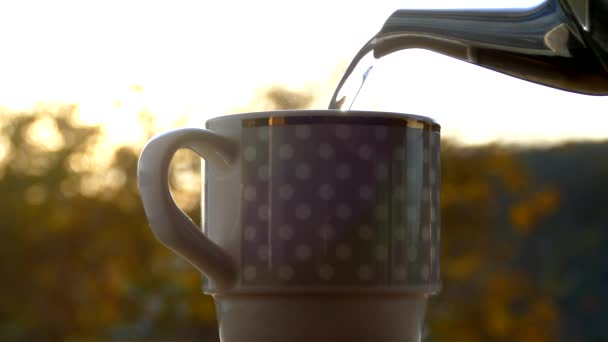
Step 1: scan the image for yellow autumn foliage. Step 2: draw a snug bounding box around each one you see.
[511,187,560,234]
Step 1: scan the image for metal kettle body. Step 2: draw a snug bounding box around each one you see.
[333,0,608,103]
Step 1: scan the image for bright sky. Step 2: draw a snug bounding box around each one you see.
[0,0,606,146]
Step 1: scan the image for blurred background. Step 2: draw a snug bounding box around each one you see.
[1,0,607,341]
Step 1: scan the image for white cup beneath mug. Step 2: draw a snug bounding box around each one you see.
[138,110,441,342]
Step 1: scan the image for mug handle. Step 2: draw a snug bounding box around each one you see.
[138,128,238,290]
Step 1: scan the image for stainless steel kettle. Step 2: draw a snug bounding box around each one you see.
[334,0,608,99]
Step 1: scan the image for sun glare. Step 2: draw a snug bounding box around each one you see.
[0,0,606,146]
[25,116,65,151]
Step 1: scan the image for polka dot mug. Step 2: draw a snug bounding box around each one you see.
[138,110,441,342]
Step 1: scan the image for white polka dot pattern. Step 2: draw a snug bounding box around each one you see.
[375,163,388,180]
[279,224,294,240]
[358,144,373,160]
[257,127,269,141]
[257,205,269,221]
[279,184,294,200]
[295,244,312,261]
[318,184,335,200]
[421,264,430,280]
[278,265,294,280]
[319,264,334,280]
[407,246,418,262]
[393,187,404,200]
[244,265,257,281]
[279,144,294,160]
[243,185,256,201]
[319,224,335,240]
[336,203,352,220]
[237,123,440,288]
[422,226,431,241]
[295,163,311,180]
[257,164,269,182]
[244,226,256,241]
[336,243,352,260]
[393,227,406,241]
[359,225,373,240]
[394,265,407,280]
[318,143,334,160]
[295,204,311,220]
[375,245,388,261]
[244,146,256,161]
[375,204,388,221]
[257,245,269,260]
[358,265,373,280]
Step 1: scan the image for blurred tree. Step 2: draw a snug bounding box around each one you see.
[0,107,216,341]
[517,143,608,342]
[262,87,314,110]
[246,86,314,111]
[428,142,560,342]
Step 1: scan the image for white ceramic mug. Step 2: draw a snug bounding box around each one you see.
[138,110,441,342]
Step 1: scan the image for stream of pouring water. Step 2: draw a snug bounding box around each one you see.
[328,38,378,110]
